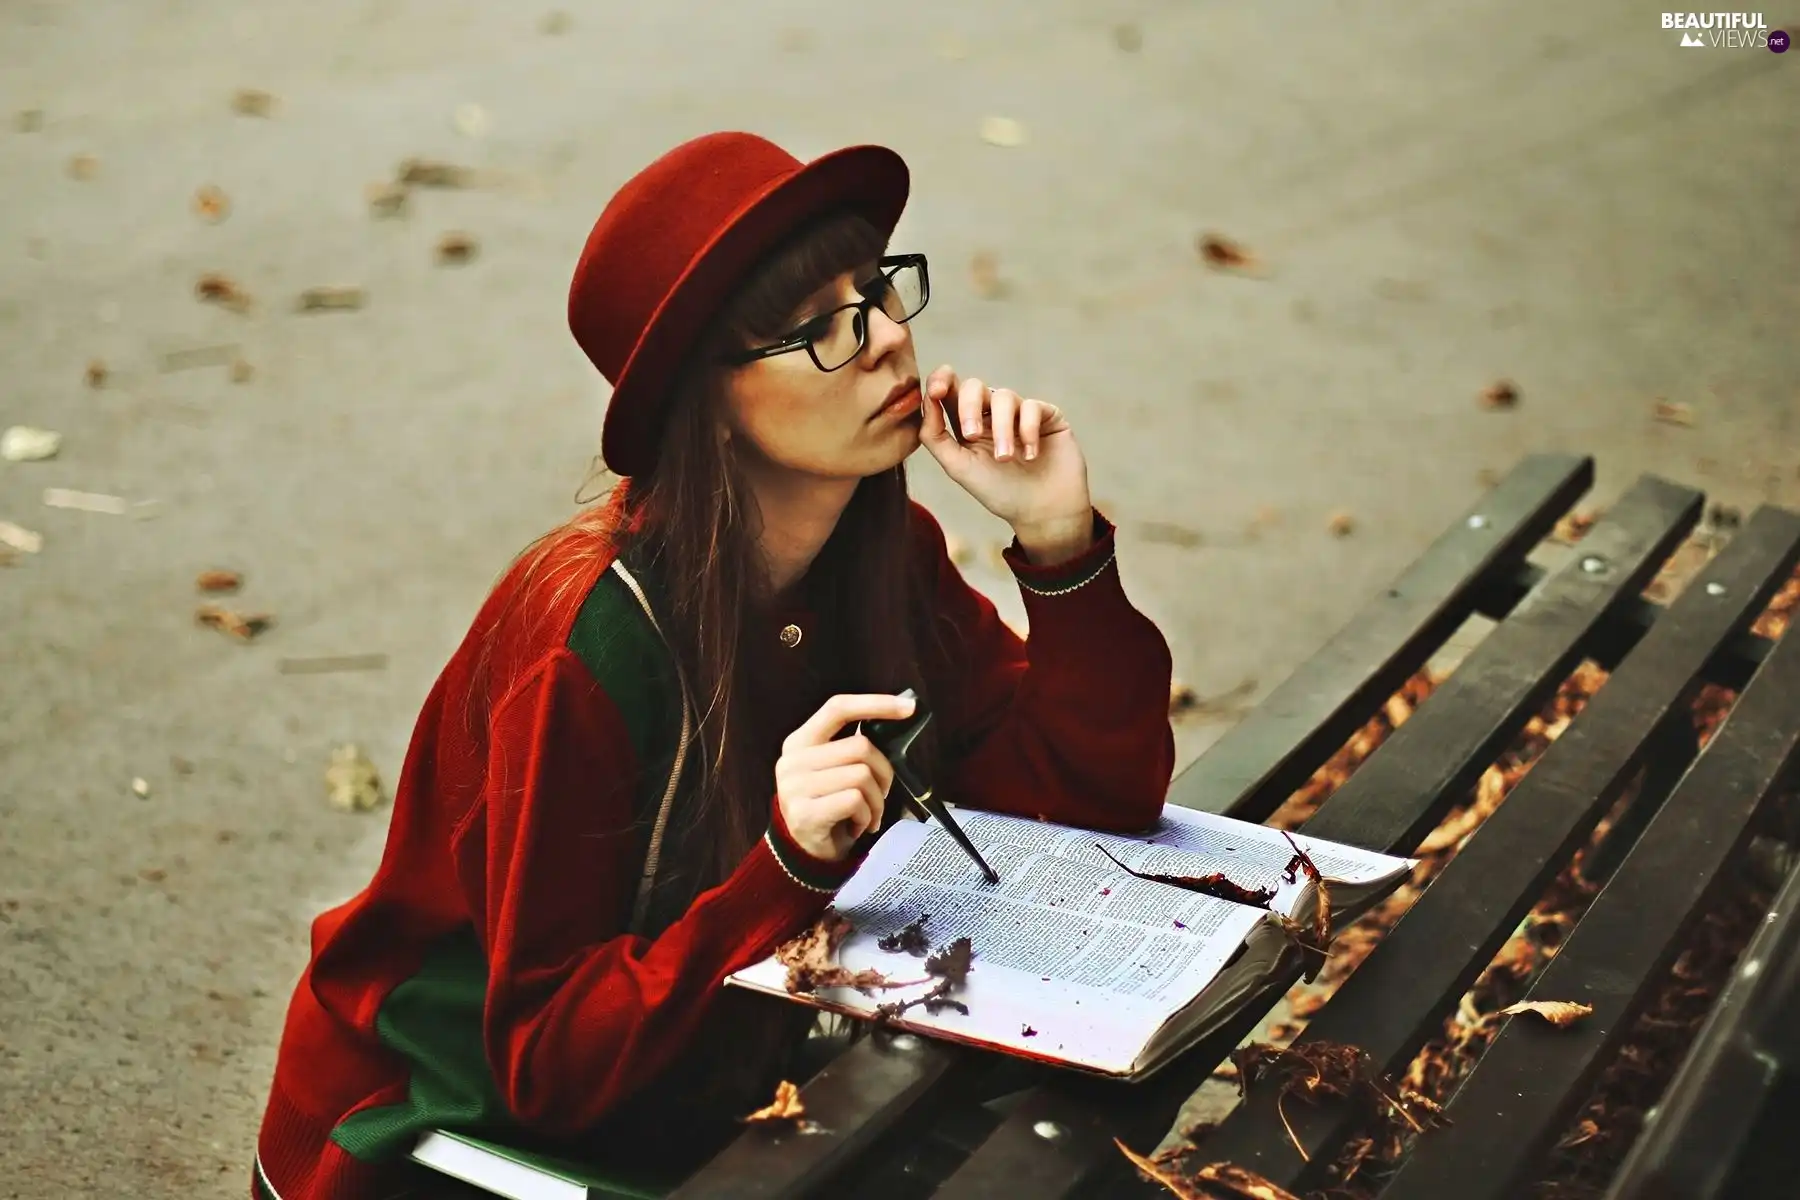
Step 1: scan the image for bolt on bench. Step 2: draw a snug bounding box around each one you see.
[669,453,1800,1200]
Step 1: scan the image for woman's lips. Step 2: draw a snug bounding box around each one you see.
[872,385,922,421]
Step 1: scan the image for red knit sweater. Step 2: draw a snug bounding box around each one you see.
[250,495,1174,1200]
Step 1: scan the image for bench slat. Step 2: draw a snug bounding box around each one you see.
[922,473,1697,1200]
[1298,474,1701,852]
[667,1037,969,1200]
[698,455,1593,1200]
[1184,504,1800,1192]
[1381,543,1800,1200]
[1606,852,1800,1200]
[1471,561,1777,691]
[1173,453,1592,819]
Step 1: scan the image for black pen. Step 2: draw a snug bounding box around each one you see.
[861,689,1002,885]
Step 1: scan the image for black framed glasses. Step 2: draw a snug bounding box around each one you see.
[719,254,930,373]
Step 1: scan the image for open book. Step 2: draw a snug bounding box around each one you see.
[728,804,1415,1080]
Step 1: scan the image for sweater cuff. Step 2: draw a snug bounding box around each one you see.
[1001,509,1117,596]
[765,795,863,894]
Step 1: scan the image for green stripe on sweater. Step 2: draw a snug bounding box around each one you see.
[566,551,685,793]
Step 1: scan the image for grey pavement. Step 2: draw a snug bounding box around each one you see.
[1,1,1795,1194]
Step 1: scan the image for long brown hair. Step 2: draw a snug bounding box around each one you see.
[478,209,950,1111]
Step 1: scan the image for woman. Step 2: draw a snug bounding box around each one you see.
[251,131,1176,1199]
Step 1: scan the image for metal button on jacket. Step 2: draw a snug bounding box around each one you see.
[779,623,803,648]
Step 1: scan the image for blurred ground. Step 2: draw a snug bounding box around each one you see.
[1,0,1795,1194]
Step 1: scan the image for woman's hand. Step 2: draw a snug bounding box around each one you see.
[916,365,1094,557]
[774,693,913,862]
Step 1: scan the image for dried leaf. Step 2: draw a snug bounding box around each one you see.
[1139,521,1204,548]
[160,344,240,373]
[1190,1162,1304,1200]
[777,912,858,992]
[878,913,932,955]
[1498,999,1594,1027]
[1652,400,1694,427]
[195,569,243,593]
[743,1079,806,1124]
[1115,1139,1209,1200]
[67,153,99,180]
[231,89,276,117]
[1705,502,1742,532]
[1197,233,1259,272]
[366,181,410,218]
[436,232,478,265]
[193,185,230,223]
[0,520,45,554]
[978,116,1026,147]
[876,936,975,1023]
[1327,511,1356,538]
[195,272,252,313]
[44,487,126,514]
[2,426,62,462]
[1551,510,1599,545]
[969,250,1006,298]
[1245,506,1283,539]
[1170,678,1257,723]
[325,743,385,812]
[297,286,366,312]
[1094,842,1277,907]
[196,603,273,642]
[397,157,476,188]
[1480,380,1520,410]
[85,359,107,388]
[1170,682,1199,715]
[925,937,973,986]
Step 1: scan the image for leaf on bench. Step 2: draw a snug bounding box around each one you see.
[1115,1139,1304,1200]
[1497,999,1595,1027]
[743,1080,806,1124]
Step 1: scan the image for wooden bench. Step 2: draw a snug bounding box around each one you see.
[666,453,1800,1200]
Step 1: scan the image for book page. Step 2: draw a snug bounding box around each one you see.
[730,816,1268,1074]
[1141,805,1409,887]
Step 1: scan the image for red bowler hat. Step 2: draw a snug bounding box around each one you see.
[568,131,911,478]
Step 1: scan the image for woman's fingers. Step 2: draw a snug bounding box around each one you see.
[816,789,880,844]
[1018,398,1045,462]
[926,364,959,403]
[784,693,915,754]
[988,388,1021,460]
[957,376,988,441]
[781,736,894,795]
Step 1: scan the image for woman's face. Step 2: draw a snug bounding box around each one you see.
[718,259,924,482]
